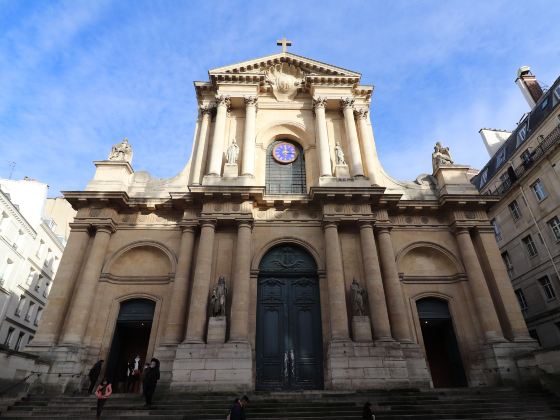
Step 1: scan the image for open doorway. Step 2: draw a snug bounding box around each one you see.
[417,298,467,388]
[106,299,155,392]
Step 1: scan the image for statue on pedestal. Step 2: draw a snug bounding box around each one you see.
[210,276,228,317]
[431,141,453,172]
[351,278,366,316]
[108,138,133,163]
[335,142,346,165]
[226,139,239,164]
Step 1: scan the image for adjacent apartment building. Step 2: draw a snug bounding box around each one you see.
[0,178,75,351]
[473,67,560,348]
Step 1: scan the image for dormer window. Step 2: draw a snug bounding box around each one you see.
[516,124,527,147]
[554,85,560,101]
[479,169,488,187]
[496,148,506,167]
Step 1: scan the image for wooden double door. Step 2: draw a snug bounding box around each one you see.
[256,245,324,390]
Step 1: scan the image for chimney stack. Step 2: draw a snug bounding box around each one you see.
[515,66,543,108]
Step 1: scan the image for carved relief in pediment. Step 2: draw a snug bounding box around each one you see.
[265,63,305,102]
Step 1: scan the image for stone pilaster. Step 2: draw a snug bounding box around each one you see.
[355,108,380,184]
[191,105,213,184]
[241,96,257,177]
[375,225,412,342]
[341,97,364,177]
[207,95,230,176]
[184,220,216,343]
[313,97,333,177]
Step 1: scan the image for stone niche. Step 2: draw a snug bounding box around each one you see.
[108,245,173,278]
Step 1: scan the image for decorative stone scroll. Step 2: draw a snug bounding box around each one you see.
[265,63,304,102]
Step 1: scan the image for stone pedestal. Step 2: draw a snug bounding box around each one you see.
[352,316,373,343]
[335,164,350,180]
[207,316,226,344]
[223,163,238,178]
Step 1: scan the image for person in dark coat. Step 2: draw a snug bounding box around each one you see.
[88,360,103,394]
[362,401,375,420]
[142,358,160,408]
[230,395,249,420]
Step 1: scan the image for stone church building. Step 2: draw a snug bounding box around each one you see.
[28,46,537,392]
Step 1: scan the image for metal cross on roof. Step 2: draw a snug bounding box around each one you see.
[276,37,292,53]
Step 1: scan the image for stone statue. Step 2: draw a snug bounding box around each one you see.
[335,142,346,165]
[431,141,453,171]
[351,278,366,316]
[226,139,239,164]
[108,138,133,163]
[210,276,228,317]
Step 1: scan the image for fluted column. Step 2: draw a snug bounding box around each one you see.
[355,108,380,183]
[61,224,114,345]
[32,224,90,345]
[162,224,197,344]
[341,97,364,177]
[184,220,216,343]
[313,97,332,177]
[241,96,257,176]
[192,106,213,184]
[323,222,350,341]
[455,227,504,342]
[229,220,253,341]
[375,226,412,341]
[359,221,392,340]
[207,95,230,176]
[477,228,530,340]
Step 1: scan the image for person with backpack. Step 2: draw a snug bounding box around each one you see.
[88,360,103,394]
[95,378,112,419]
[228,395,249,420]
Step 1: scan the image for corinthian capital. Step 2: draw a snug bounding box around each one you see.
[354,108,369,120]
[244,96,258,107]
[340,97,355,110]
[200,104,215,116]
[215,94,231,108]
[312,96,328,109]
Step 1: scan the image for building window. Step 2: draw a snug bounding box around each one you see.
[26,268,36,285]
[531,179,548,201]
[44,249,53,267]
[36,240,45,258]
[516,124,527,146]
[0,259,14,286]
[522,235,538,257]
[491,219,502,241]
[14,332,25,351]
[555,85,560,101]
[43,282,51,298]
[496,148,506,167]
[13,230,24,250]
[501,251,514,278]
[25,302,35,322]
[265,140,307,195]
[34,275,43,292]
[15,295,25,317]
[528,330,541,346]
[4,327,14,347]
[479,169,488,187]
[515,289,528,312]
[34,308,43,326]
[539,276,556,300]
[0,212,8,233]
[508,200,522,221]
[548,216,560,241]
[521,149,533,167]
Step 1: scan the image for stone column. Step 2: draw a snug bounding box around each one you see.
[313,97,332,177]
[355,108,380,183]
[207,95,230,176]
[61,225,114,345]
[32,224,90,345]
[184,220,216,343]
[341,97,364,177]
[323,222,349,341]
[162,224,197,344]
[375,226,412,342]
[359,221,392,340]
[476,228,530,341]
[455,227,504,342]
[241,96,257,176]
[229,220,253,341]
[191,105,213,184]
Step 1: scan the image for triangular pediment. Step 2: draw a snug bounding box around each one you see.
[208,52,361,78]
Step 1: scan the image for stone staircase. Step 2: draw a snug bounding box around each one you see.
[1,387,559,419]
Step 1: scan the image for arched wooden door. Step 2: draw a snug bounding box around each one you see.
[256,245,323,390]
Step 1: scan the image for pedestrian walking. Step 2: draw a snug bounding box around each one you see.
[362,401,376,420]
[88,360,103,394]
[142,358,160,408]
[228,395,249,420]
[95,378,112,419]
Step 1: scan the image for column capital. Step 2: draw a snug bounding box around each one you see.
[236,219,254,230]
[452,225,471,236]
[92,223,116,234]
[68,222,92,233]
[475,225,496,235]
[199,104,215,116]
[215,94,231,108]
[244,96,258,107]
[358,220,374,230]
[354,108,369,120]
[179,222,198,233]
[322,220,339,230]
[340,97,355,110]
[199,219,218,229]
[312,96,328,109]
[374,223,392,234]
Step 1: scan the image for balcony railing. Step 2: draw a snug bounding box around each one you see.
[487,124,560,196]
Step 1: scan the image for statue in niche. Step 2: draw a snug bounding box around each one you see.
[351,278,366,316]
[210,276,228,317]
[108,138,133,163]
[431,141,454,171]
[335,142,346,165]
[226,139,239,164]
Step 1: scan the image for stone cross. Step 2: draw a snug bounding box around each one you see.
[276,37,292,53]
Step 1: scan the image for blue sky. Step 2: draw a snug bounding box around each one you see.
[1,0,559,196]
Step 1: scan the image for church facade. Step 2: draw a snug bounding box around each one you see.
[28,47,537,392]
